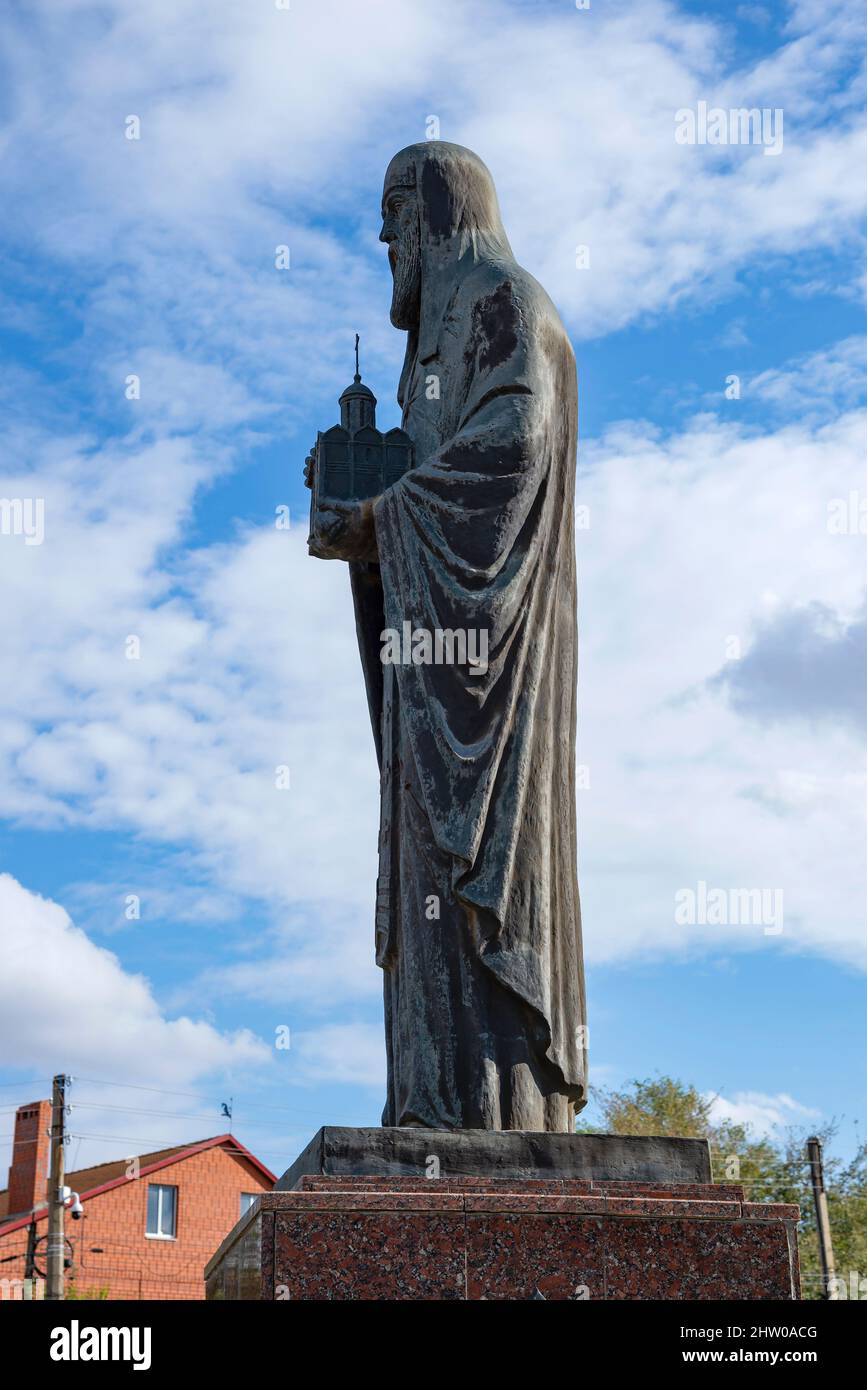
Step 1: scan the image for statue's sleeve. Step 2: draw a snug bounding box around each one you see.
[348,560,385,771]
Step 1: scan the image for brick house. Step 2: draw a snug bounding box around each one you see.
[0,1099,275,1300]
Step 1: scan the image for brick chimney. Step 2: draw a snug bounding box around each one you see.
[6,1100,51,1217]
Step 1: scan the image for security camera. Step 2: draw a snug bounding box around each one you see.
[61,1187,84,1219]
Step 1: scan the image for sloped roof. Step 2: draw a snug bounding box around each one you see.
[0,1134,276,1234]
[57,1141,199,1198]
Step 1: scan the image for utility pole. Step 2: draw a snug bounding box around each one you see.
[23,1218,38,1297]
[45,1073,67,1302]
[806,1135,838,1300]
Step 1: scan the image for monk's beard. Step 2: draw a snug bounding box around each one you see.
[390,219,421,330]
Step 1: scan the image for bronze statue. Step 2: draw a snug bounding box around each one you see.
[308,142,586,1131]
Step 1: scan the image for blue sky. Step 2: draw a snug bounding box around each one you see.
[1,0,866,1183]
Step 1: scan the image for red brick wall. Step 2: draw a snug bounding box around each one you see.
[0,1143,272,1300]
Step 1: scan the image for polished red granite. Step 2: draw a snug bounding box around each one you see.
[204,1176,800,1301]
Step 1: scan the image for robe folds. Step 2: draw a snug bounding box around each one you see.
[350,142,587,1131]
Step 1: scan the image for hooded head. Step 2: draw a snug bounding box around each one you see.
[380,142,514,333]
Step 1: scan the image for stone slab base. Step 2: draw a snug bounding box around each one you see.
[205,1176,800,1301]
[275,1126,712,1190]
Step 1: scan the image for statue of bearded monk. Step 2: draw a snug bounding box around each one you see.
[313,142,587,1132]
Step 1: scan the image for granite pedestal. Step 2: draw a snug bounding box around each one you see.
[205,1130,800,1301]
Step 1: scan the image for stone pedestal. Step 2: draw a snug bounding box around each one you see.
[274,1125,713,1189]
[205,1174,800,1301]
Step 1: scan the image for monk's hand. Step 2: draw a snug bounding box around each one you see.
[312,498,378,562]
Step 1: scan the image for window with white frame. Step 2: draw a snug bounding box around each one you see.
[240,1192,259,1217]
[146,1183,177,1238]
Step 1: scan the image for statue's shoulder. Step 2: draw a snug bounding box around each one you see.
[455,257,545,307]
[455,258,571,348]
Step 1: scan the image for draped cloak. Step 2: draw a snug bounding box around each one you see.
[350,143,587,1131]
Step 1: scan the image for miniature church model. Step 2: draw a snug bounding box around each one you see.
[306,337,414,533]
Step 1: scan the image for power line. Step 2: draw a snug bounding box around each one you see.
[72,1076,243,1103]
[1,1073,372,1129]
[69,1075,335,1119]
[64,1100,312,1128]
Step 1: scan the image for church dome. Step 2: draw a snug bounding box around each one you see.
[338,342,377,432]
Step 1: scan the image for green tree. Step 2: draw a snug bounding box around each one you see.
[579,1074,866,1300]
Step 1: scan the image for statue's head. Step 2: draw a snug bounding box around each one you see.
[380,156,421,330]
[380,141,512,331]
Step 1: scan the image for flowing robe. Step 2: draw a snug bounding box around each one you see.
[350,242,586,1132]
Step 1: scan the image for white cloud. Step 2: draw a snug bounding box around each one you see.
[751,335,867,416]
[575,404,867,971]
[290,1023,386,1090]
[189,905,382,1015]
[0,418,383,1000]
[0,879,344,1183]
[707,1089,820,1137]
[0,872,268,1080]
[3,0,867,396]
